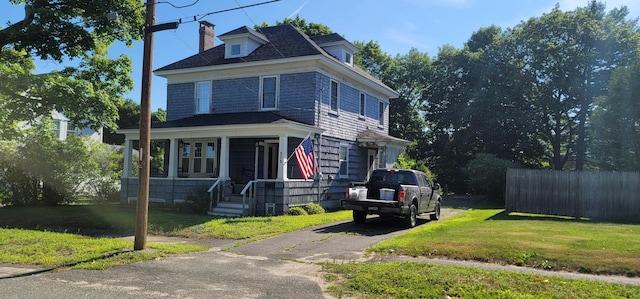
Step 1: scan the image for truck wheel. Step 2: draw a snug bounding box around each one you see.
[404,203,417,228]
[353,210,367,224]
[430,201,441,221]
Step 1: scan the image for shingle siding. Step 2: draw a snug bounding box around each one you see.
[166,82,195,121]
[313,73,388,141]
[278,72,316,125]
[212,77,260,113]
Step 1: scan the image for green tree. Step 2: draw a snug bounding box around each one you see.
[0,120,96,205]
[256,15,332,37]
[103,99,166,145]
[510,1,638,170]
[0,0,144,139]
[590,48,640,170]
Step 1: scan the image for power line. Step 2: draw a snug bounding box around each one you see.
[169,0,281,24]
[157,0,200,9]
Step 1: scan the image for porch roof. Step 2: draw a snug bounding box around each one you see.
[118,111,323,139]
[356,129,410,148]
[152,111,308,128]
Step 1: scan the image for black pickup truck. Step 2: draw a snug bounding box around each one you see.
[343,169,442,228]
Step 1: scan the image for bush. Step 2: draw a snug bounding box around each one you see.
[304,203,325,214]
[288,206,308,216]
[463,153,519,203]
[186,185,211,215]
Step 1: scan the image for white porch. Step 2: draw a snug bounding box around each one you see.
[118,118,324,216]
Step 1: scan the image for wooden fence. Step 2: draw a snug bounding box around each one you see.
[505,169,640,222]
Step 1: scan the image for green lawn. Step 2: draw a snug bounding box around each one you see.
[323,262,640,299]
[0,228,207,270]
[369,208,640,276]
[0,204,353,269]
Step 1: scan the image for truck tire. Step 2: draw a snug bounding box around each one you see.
[353,210,367,224]
[430,200,441,221]
[404,203,417,228]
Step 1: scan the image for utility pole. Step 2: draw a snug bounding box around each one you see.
[134,0,156,251]
[134,0,179,251]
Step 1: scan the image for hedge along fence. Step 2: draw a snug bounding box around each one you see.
[505,169,640,222]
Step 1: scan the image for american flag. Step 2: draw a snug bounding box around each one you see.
[295,137,317,180]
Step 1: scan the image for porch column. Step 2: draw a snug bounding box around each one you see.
[123,138,133,177]
[219,136,230,179]
[167,138,178,178]
[278,133,288,180]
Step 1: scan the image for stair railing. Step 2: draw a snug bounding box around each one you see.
[207,179,223,212]
[240,180,257,216]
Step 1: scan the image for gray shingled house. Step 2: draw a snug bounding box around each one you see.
[118,22,408,216]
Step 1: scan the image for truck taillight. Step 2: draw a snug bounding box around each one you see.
[398,188,406,203]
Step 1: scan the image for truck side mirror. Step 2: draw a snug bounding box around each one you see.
[434,183,441,190]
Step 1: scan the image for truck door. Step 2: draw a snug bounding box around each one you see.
[419,173,433,211]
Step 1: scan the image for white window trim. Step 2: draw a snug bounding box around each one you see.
[339,143,349,178]
[260,75,279,110]
[359,92,366,118]
[330,79,340,113]
[195,81,211,114]
[378,101,385,126]
[345,52,353,66]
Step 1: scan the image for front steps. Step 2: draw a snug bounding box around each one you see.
[208,195,250,217]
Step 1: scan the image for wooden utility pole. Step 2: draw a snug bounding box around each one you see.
[134,0,156,251]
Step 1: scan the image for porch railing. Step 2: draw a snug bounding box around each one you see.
[241,180,257,216]
[207,179,224,211]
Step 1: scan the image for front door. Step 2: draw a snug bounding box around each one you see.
[367,149,378,181]
[263,142,278,179]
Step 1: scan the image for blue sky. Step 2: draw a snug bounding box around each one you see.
[3,0,639,111]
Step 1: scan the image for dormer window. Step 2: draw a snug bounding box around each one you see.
[311,33,359,67]
[345,52,353,66]
[230,44,241,56]
[219,26,269,59]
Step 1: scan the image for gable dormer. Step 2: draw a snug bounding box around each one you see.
[311,33,359,67]
[218,26,269,59]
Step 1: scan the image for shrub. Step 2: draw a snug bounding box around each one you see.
[304,203,325,214]
[186,185,212,215]
[463,153,519,203]
[288,206,308,216]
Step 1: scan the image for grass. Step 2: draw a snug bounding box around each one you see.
[170,210,352,241]
[0,203,352,269]
[0,203,352,239]
[368,208,640,276]
[0,228,207,270]
[323,262,640,299]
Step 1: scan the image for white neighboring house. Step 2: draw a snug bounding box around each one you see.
[50,110,103,142]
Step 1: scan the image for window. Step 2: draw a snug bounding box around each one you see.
[339,144,349,177]
[67,122,76,137]
[181,143,190,173]
[359,93,366,117]
[196,81,211,114]
[378,101,385,126]
[330,80,339,112]
[53,120,61,139]
[206,142,216,174]
[193,142,203,173]
[345,52,353,65]
[261,76,278,110]
[179,140,217,177]
[230,44,241,56]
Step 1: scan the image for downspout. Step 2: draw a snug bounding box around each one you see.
[316,79,324,203]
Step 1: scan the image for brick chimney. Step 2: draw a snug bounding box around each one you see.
[199,20,215,53]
